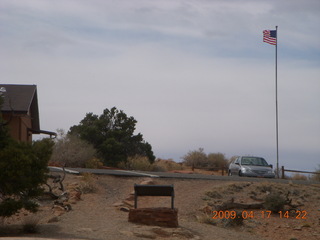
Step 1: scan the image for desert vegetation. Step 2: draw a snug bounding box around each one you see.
[182,148,228,169]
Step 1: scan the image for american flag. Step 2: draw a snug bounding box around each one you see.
[263,30,277,45]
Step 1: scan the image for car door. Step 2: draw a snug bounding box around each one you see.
[231,157,241,174]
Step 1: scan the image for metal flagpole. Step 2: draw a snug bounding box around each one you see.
[275,26,279,178]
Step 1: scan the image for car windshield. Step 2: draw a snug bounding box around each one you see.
[241,157,269,166]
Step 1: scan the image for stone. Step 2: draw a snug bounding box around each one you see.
[47,216,60,223]
[125,195,135,201]
[123,200,134,207]
[69,190,82,201]
[120,207,130,212]
[77,228,93,233]
[52,205,65,216]
[293,226,302,231]
[139,179,155,185]
[112,201,124,207]
[201,205,212,214]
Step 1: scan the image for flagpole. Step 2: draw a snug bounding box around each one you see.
[275,25,279,178]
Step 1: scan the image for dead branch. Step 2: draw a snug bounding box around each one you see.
[216,198,264,211]
[44,167,67,199]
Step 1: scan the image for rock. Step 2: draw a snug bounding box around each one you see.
[151,228,172,237]
[123,200,134,207]
[52,204,66,216]
[77,228,93,233]
[69,190,82,201]
[120,207,130,212]
[129,226,199,240]
[63,203,72,211]
[201,205,212,214]
[140,179,155,185]
[120,230,134,237]
[47,216,60,223]
[125,195,135,201]
[132,227,157,239]
[113,201,124,207]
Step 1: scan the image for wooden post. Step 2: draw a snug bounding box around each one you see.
[281,166,285,179]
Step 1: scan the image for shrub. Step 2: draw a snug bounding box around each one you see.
[207,153,228,169]
[50,129,96,167]
[311,165,320,182]
[205,191,222,199]
[23,216,40,233]
[151,159,184,172]
[79,173,97,194]
[197,213,217,225]
[256,183,273,193]
[222,211,244,227]
[85,157,104,169]
[291,173,307,181]
[118,155,151,171]
[182,148,227,169]
[182,148,208,168]
[263,192,287,212]
[0,139,51,217]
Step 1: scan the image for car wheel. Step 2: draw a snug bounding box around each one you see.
[238,171,242,177]
[228,170,232,176]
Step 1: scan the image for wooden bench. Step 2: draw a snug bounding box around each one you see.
[134,184,175,209]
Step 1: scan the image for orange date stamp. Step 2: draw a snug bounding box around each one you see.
[212,210,308,219]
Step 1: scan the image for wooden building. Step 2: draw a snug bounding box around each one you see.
[0,84,56,142]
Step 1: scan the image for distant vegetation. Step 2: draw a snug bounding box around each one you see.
[118,156,184,172]
[312,165,320,181]
[182,148,228,169]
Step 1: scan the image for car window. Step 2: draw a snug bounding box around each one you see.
[234,157,239,164]
[241,158,251,165]
[255,158,268,166]
[241,157,268,166]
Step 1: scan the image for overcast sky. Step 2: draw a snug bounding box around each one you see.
[1,0,319,171]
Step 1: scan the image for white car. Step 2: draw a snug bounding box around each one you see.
[228,156,275,178]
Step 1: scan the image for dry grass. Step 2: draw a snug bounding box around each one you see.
[79,172,98,193]
[118,155,152,171]
[290,173,308,181]
[22,215,40,233]
[151,159,184,172]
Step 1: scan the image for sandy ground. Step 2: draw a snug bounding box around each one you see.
[1,174,320,240]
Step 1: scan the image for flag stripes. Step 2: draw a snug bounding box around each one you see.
[263,30,277,45]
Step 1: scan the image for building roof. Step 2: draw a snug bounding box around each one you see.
[0,84,40,131]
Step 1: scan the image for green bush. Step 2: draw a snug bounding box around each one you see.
[0,139,52,217]
[263,193,287,212]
